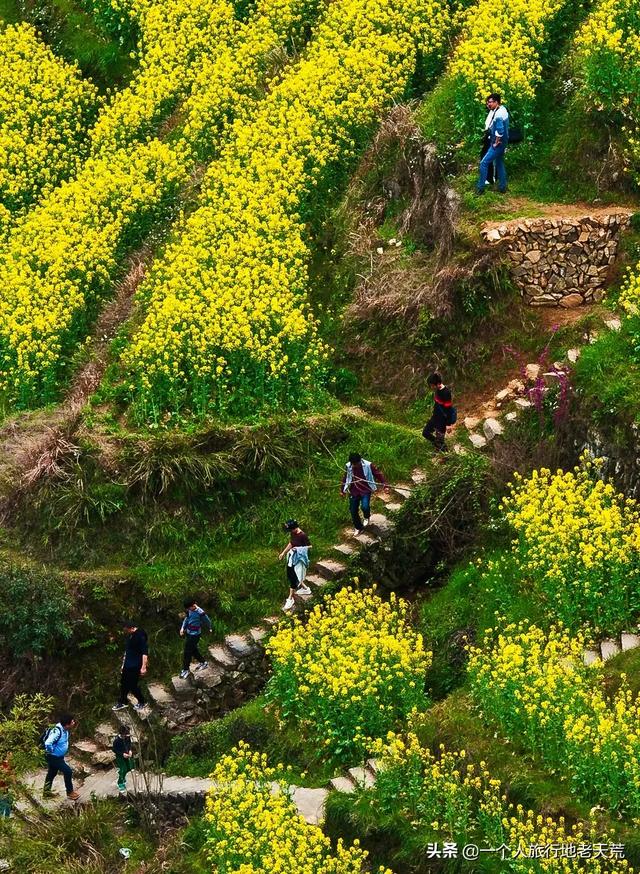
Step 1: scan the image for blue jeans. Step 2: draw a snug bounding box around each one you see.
[44,754,73,794]
[477,142,507,192]
[349,493,371,530]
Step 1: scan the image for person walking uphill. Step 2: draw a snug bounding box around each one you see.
[179,599,212,679]
[113,620,148,712]
[280,520,312,612]
[423,373,456,454]
[112,724,135,794]
[341,453,387,536]
[476,93,509,194]
[43,713,80,800]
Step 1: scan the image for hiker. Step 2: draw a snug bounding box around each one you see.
[480,96,495,186]
[476,93,509,194]
[423,373,456,453]
[341,452,387,536]
[279,520,312,612]
[113,620,148,712]
[112,724,135,794]
[43,713,80,801]
[179,598,212,679]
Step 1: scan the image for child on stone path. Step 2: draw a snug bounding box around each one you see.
[280,520,312,612]
[112,724,135,794]
[422,373,456,454]
[179,599,212,679]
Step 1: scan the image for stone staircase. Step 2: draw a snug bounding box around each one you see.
[582,630,640,666]
[76,478,419,764]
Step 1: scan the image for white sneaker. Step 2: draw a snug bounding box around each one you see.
[195,661,208,672]
[179,669,190,679]
[362,518,370,527]
[297,584,311,596]
[282,596,295,611]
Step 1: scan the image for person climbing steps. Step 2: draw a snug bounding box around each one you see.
[422,373,456,456]
[112,620,148,712]
[42,713,80,801]
[341,452,387,535]
[179,598,212,679]
[280,520,312,612]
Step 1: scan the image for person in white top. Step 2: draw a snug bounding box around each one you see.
[476,93,509,194]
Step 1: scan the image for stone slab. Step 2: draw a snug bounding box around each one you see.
[146,683,176,706]
[468,433,487,449]
[348,766,377,789]
[315,559,347,580]
[208,645,240,668]
[600,638,621,661]
[329,775,356,793]
[582,649,600,666]
[621,632,640,651]
[225,634,256,658]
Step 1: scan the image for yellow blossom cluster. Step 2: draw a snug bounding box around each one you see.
[372,732,628,871]
[266,588,430,762]
[204,742,391,873]
[0,0,322,407]
[468,622,640,817]
[500,459,640,630]
[0,23,98,222]
[448,0,570,130]
[120,0,451,419]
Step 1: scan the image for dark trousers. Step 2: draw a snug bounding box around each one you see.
[349,492,371,530]
[183,633,204,670]
[287,563,304,591]
[480,132,495,185]
[116,754,135,790]
[119,667,145,706]
[423,416,446,451]
[44,754,73,794]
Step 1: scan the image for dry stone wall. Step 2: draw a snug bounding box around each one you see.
[482,211,633,307]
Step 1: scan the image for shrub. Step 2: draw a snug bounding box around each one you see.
[468,621,640,817]
[266,587,430,763]
[0,564,72,657]
[203,743,389,873]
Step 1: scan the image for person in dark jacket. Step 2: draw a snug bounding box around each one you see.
[179,599,212,679]
[341,453,387,535]
[422,373,454,453]
[112,620,148,712]
[112,724,135,793]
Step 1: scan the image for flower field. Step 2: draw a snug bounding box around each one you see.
[0,23,98,224]
[118,0,452,419]
[468,622,640,818]
[266,588,430,763]
[368,732,628,871]
[500,459,640,631]
[204,743,390,873]
[0,0,323,407]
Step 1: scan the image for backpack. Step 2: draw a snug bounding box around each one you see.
[508,125,524,144]
[38,725,60,751]
[448,406,458,426]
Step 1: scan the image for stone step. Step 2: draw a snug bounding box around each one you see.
[193,664,225,690]
[146,683,175,707]
[366,513,392,536]
[390,484,412,500]
[329,775,356,794]
[225,634,258,659]
[126,696,152,721]
[483,417,504,441]
[347,766,377,789]
[249,626,269,644]
[171,674,198,698]
[208,644,240,669]
[367,758,380,775]
[600,638,621,661]
[383,501,403,511]
[621,632,640,651]
[290,786,328,826]
[333,542,356,557]
[315,558,347,581]
[304,573,328,590]
[411,468,427,484]
[468,433,487,449]
[582,649,601,666]
[343,528,378,547]
[72,740,101,761]
[94,722,116,749]
[262,616,280,627]
[379,492,403,507]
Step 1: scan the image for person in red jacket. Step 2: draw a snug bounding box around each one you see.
[422,373,455,453]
